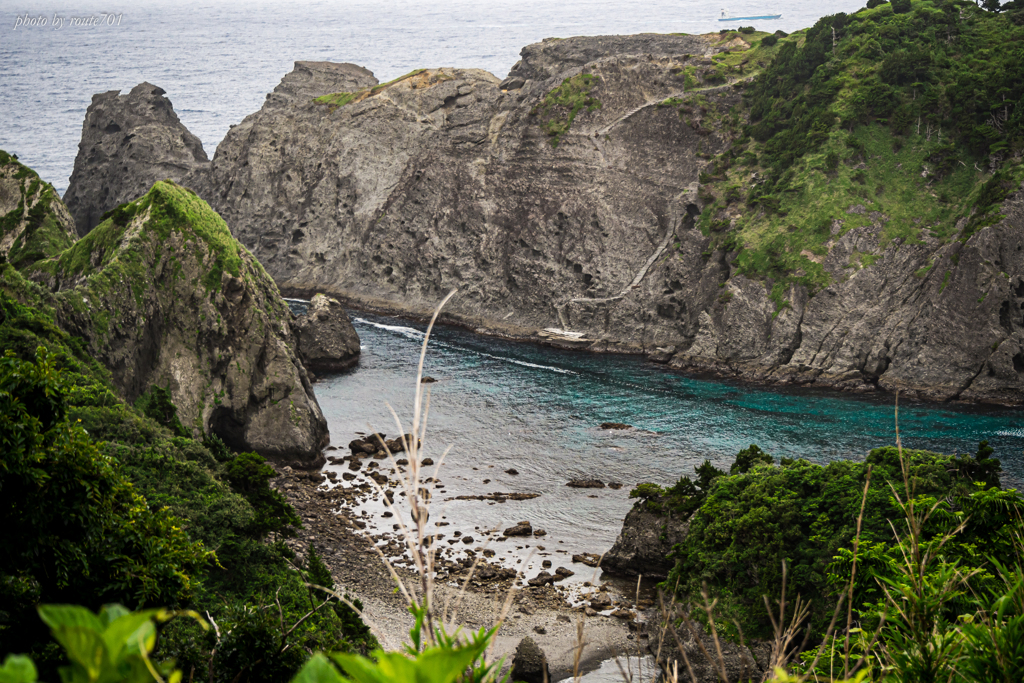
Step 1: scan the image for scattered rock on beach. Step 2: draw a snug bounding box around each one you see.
[503,521,533,537]
[421,376,437,383]
[506,468,519,475]
[528,571,557,587]
[567,479,605,489]
[600,423,632,430]
[573,553,601,567]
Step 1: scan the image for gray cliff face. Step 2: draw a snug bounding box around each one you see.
[601,501,690,579]
[63,82,208,236]
[293,293,361,374]
[186,35,736,353]
[66,37,1024,404]
[264,61,378,110]
[32,181,330,464]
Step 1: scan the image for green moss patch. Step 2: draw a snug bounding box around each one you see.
[533,73,602,147]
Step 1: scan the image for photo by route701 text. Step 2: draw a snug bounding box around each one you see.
[12,13,123,30]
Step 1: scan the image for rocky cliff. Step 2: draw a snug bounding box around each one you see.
[63,82,209,236]
[63,11,1024,404]
[3,162,333,462]
[601,499,691,579]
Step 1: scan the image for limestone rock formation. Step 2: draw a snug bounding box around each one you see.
[30,180,329,462]
[64,34,1024,404]
[601,500,691,579]
[0,151,77,268]
[63,82,208,236]
[292,293,361,374]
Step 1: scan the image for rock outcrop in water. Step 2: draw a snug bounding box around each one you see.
[63,82,208,236]
[293,293,361,374]
[64,32,1024,405]
[3,159,331,462]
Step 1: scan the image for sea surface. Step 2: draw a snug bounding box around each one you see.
[310,310,1024,587]
[0,0,868,196]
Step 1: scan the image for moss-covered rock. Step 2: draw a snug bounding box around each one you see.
[26,180,329,462]
[0,150,77,269]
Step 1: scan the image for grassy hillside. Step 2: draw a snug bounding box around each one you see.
[693,0,1024,308]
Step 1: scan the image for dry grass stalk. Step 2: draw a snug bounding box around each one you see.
[314,288,529,666]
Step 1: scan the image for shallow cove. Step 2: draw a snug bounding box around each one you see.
[312,310,1024,580]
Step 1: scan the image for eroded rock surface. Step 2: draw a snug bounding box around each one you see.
[63,83,208,236]
[65,36,1024,404]
[602,500,691,579]
[293,293,361,374]
[32,181,329,462]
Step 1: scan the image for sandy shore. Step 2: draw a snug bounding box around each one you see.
[272,465,646,680]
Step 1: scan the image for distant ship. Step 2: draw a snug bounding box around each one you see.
[719,9,782,21]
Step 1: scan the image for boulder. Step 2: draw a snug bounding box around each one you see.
[292,293,360,373]
[503,521,533,537]
[572,553,601,567]
[527,571,557,587]
[510,637,550,683]
[567,479,605,489]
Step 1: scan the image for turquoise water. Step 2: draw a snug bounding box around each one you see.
[312,310,1024,576]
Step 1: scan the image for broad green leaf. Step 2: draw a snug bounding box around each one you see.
[38,605,104,634]
[0,655,38,683]
[414,645,487,683]
[291,654,347,683]
[50,627,107,681]
[102,611,159,661]
[330,652,390,683]
[97,604,131,629]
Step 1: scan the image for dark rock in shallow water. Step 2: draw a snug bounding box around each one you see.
[528,571,556,586]
[63,82,208,236]
[503,520,533,536]
[600,422,633,430]
[292,293,360,373]
[572,553,601,567]
[510,637,550,683]
[567,479,605,489]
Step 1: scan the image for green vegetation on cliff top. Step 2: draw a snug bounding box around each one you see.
[52,181,241,293]
[0,151,76,270]
[691,0,1024,307]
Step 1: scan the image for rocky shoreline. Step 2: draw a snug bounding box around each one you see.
[283,286,1013,408]
[268,458,654,680]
